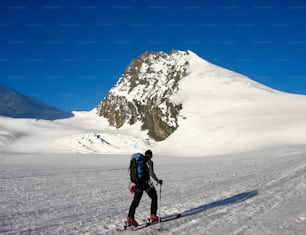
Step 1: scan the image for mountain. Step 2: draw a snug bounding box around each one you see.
[0,50,305,156]
[0,84,73,120]
[97,50,306,155]
[97,50,189,141]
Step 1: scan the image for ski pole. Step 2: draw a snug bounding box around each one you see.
[159,183,162,223]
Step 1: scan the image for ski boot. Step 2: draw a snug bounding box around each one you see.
[127,217,139,227]
[150,214,159,223]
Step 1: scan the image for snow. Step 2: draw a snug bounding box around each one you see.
[0,146,305,234]
[0,110,154,154]
[159,51,306,156]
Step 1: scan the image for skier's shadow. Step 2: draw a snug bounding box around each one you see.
[164,190,258,219]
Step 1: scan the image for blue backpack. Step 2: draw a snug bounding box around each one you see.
[129,153,149,183]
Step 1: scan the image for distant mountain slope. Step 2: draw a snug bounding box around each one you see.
[0,84,73,120]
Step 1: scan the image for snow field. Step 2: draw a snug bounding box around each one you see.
[1,145,306,234]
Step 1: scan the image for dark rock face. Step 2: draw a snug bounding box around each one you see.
[97,50,189,141]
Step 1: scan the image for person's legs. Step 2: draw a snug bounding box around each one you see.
[128,188,143,219]
[146,186,158,216]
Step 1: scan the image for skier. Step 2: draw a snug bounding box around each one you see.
[127,150,163,227]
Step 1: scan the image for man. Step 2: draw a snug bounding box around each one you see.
[127,150,163,227]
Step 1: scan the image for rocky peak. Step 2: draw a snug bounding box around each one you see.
[96,50,190,141]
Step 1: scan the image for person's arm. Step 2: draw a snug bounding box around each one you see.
[148,160,159,182]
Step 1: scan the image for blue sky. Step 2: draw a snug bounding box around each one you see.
[0,0,305,111]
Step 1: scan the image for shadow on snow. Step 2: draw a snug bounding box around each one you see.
[163,190,258,219]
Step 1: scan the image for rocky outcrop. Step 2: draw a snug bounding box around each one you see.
[96,50,189,141]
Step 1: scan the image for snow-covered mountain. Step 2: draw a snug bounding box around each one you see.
[0,50,305,155]
[0,84,73,120]
[97,50,189,141]
[97,50,306,155]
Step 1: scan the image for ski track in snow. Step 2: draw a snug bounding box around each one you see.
[0,146,306,234]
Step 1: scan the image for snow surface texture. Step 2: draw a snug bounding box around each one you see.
[0,146,306,234]
[0,51,306,156]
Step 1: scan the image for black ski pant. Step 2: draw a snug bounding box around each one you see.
[128,182,157,219]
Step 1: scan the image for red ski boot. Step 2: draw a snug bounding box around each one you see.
[127,217,139,227]
[150,214,159,223]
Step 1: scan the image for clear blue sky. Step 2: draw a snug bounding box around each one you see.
[0,0,305,111]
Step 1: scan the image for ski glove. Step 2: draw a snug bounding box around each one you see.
[157,179,163,185]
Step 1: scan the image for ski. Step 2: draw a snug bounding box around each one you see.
[123,213,182,231]
[123,220,153,231]
[162,213,182,222]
